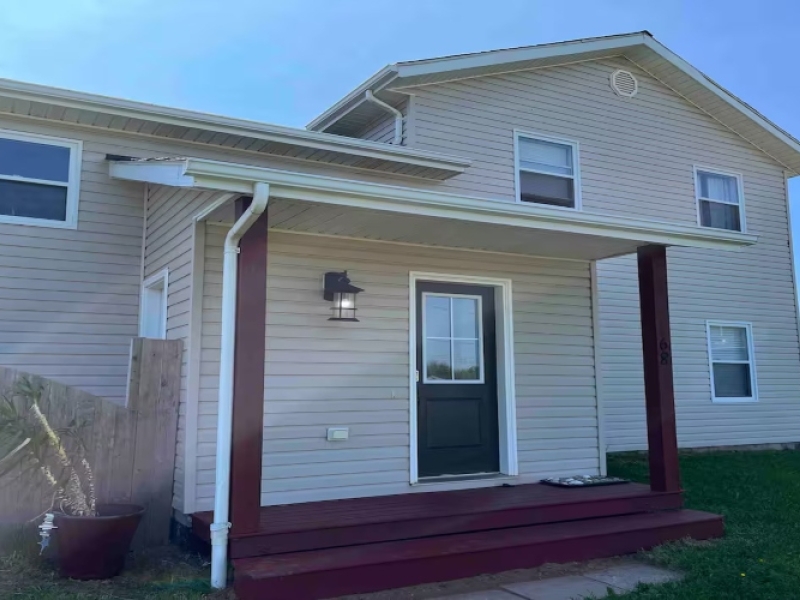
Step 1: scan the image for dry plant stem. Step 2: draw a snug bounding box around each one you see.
[30,402,95,517]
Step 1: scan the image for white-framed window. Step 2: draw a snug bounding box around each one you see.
[140,269,169,339]
[694,167,745,232]
[0,129,82,228]
[422,292,484,384]
[514,131,581,210]
[706,321,757,403]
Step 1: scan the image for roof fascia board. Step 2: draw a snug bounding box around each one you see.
[0,78,468,172]
[641,37,800,169]
[178,158,756,251]
[109,160,195,187]
[394,33,646,79]
[305,66,399,131]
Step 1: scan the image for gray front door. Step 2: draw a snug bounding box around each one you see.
[416,281,499,478]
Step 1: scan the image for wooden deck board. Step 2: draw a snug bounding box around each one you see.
[192,482,683,558]
[193,482,666,536]
[233,509,723,600]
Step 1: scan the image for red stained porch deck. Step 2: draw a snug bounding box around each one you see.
[191,481,722,599]
[193,481,683,558]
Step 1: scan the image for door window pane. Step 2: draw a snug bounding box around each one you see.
[453,340,480,380]
[453,297,479,338]
[425,339,452,380]
[425,295,451,338]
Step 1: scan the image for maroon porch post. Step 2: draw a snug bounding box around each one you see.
[230,196,268,535]
[637,245,681,493]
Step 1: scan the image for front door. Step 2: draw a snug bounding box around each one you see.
[416,281,499,478]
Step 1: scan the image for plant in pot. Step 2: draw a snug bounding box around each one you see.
[0,376,144,579]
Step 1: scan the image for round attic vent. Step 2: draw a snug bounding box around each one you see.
[610,69,638,97]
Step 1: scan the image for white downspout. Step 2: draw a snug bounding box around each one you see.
[364,90,403,145]
[210,181,270,590]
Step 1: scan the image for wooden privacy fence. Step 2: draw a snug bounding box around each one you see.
[0,338,182,548]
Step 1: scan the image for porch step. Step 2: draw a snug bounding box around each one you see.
[193,482,682,558]
[233,509,722,600]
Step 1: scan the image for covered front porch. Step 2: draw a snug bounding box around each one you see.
[111,157,753,599]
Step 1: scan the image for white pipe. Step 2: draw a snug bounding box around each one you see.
[364,90,403,145]
[210,181,270,590]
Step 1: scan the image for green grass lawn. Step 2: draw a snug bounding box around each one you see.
[609,449,800,599]
[2,450,799,599]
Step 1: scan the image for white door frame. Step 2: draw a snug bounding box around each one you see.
[409,271,518,484]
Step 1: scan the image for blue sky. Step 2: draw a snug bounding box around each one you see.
[2,0,799,271]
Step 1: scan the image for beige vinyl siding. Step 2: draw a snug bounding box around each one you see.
[407,57,782,224]
[598,175,800,450]
[195,231,598,509]
[0,117,144,403]
[143,186,222,512]
[403,57,800,451]
[352,99,408,144]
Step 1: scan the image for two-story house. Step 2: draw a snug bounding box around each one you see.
[0,32,798,598]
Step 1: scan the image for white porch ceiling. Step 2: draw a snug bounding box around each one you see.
[206,197,683,261]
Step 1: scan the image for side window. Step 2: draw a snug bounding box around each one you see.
[515,132,581,209]
[706,321,757,402]
[140,270,169,339]
[695,168,745,232]
[0,130,81,228]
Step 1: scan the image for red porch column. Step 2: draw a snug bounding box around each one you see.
[637,245,681,493]
[230,197,268,535]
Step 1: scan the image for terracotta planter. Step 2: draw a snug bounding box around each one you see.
[54,504,144,579]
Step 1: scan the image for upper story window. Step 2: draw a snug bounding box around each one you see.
[515,132,581,210]
[706,321,757,403]
[0,130,82,228]
[695,167,744,232]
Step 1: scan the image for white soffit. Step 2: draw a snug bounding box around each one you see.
[309,32,800,175]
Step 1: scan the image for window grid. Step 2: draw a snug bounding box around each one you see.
[422,293,484,384]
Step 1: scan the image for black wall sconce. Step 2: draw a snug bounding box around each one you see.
[323,271,363,321]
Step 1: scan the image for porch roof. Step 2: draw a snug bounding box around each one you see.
[110,156,756,261]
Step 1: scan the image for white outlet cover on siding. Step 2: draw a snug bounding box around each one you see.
[610,69,638,98]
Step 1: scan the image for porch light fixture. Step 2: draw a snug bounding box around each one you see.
[323,271,363,321]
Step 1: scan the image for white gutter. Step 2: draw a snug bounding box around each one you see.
[364,90,403,145]
[210,181,270,590]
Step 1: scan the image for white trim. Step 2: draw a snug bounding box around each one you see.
[705,320,758,403]
[590,262,607,476]
[693,165,746,232]
[111,158,758,253]
[183,221,206,515]
[514,130,582,211]
[139,268,169,339]
[0,128,81,229]
[421,292,485,384]
[409,272,517,485]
